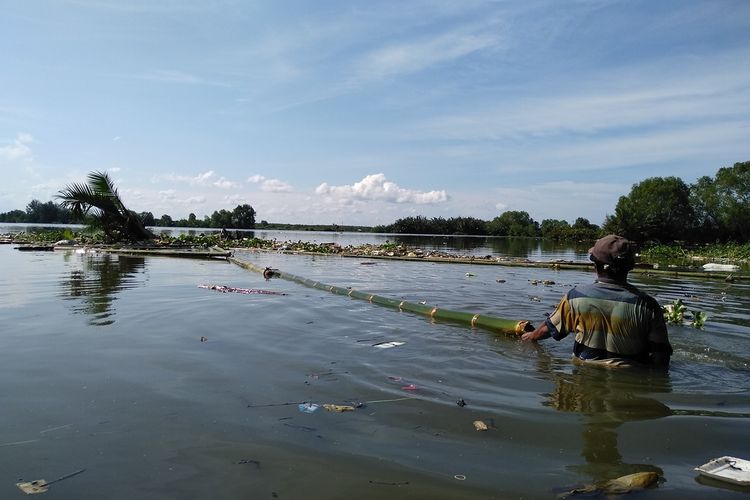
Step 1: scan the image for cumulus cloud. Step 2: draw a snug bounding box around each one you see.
[315,173,448,204]
[247,174,293,192]
[0,133,33,161]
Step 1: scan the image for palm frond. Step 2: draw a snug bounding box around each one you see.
[55,171,155,242]
[87,171,127,213]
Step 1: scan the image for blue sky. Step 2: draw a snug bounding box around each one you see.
[1,0,748,226]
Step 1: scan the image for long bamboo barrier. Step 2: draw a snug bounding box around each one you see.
[229,257,534,336]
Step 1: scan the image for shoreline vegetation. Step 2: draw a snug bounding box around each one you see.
[3,230,748,279]
[2,161,747,245]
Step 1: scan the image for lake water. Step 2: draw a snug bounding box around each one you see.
[1,237,749,499]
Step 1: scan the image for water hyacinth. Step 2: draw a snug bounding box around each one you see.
[663,299,707,329]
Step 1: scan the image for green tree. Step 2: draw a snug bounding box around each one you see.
[210,209,233,228]
[188,213,198,227]
[540,219,571,240]
[487,210,538,237]
[710,161,750,241]
[570,217,600,241]
[139,212,155,226]
[0,209,27,222]
[604,177,693,242]
[25,199,69,223]
[231,204,256,229]
[157,214,173,227]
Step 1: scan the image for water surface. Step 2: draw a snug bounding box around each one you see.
[1,243,748,499]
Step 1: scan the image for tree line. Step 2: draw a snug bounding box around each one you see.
[372,214,600,241]
[374,161,749,243]
[0,200,257,230]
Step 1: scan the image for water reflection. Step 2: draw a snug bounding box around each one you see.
[60,252,146,325]
[536,353,670,484]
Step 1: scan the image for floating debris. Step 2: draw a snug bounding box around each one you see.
[695,456,750,486]
[560,471,659,497]
[372,341,405,349]
[703,263,740,272]
[298,403,320,413]
[236,459,261,468]
[323,404,355,412]
[456,399,467,407]
[369,480,409,486]
[473,420,489,431]
[198,284,287,295]
[16,468,86,495]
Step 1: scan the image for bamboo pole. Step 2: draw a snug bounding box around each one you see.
[229,257,533,336]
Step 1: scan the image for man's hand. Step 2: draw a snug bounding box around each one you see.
[522,322,550,342]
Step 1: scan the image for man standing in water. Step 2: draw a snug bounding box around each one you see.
[522,234,672,368]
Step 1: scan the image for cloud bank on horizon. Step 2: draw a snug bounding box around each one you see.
[0,0,748,226]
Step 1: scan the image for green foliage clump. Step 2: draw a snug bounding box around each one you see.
[663,299,707,329]
[640,243,750,263]
[640,245,689,261]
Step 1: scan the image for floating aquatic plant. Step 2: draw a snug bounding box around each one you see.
[663,299,707,329]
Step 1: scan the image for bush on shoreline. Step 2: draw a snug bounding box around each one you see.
[5,229,749,264]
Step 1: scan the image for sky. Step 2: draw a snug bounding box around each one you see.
[1,0,748,226]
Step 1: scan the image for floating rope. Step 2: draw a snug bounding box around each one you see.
[229,258,533,336]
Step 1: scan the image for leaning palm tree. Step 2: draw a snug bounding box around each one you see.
[56,171,155,242]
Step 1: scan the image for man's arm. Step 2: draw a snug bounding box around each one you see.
[522,321,551,342]
[648,341,672,368]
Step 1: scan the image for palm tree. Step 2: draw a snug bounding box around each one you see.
[57,171,155,242]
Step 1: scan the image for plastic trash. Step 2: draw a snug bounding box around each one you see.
[298,403,320,413]
[695,456,750,486]
[702,263,740,272]
[372,341,405,349]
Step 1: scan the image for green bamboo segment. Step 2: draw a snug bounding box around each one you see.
[229,257,533,336]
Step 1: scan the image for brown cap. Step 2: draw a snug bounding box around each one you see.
[589,234,635,269]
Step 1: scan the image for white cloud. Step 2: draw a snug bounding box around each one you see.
[108,167,121,173]
[0,133,34,161]
[213,177,239,189]
[247,174,293,192]
[315,173,449,205]
[261,179,293,192]
[153,170,238,188]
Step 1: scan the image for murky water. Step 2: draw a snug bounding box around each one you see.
[1,242,749,499]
